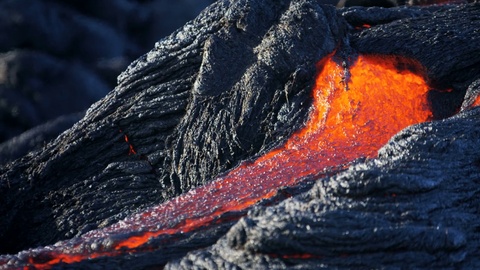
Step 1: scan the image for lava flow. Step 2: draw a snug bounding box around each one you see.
[471,94,480,108]
[4,53,439,268]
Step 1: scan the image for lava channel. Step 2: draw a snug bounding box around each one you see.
[2,54,449,268]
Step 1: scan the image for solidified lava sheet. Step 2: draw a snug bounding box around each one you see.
[1,0,480,269]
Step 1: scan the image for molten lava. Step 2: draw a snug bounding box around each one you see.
[7,54,438,268]
[119,129,137,155]
[471,95,480,108]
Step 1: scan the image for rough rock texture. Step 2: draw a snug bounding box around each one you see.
[0,0,479,269]
[0,0,215,147]
[168,107,480,269]
[0,0,344,254]
[164,4,480,268]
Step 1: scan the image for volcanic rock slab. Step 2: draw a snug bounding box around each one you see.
[0,0,480,269]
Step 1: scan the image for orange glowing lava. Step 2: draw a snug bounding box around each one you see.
[119,129,137,155]
[355,23,371,30]
[22,54,434,268]
[471,95,480,108]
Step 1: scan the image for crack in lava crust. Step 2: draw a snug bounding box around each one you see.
[1,54,438,268]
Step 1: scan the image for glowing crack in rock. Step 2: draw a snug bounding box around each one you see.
[2,54,443,268]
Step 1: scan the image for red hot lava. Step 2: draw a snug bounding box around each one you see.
[471,95,480,108]
[2,53,453,268]
[119,129,137,155]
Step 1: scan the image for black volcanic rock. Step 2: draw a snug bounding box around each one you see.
[0,0,344,254]
[346,5,480,91]
[0,112,84,165]
[168,106,480,269]
[0,0,215,143]
[0,50,108,142]
[0,0,479,269]
[341,0,398,7]
[164,4,480,267]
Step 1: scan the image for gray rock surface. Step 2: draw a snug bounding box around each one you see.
[0,0,479,269]
[168,107,480,269]
[0,0,343,254]
[0,0,215,145]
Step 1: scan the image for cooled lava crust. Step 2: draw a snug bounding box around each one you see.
[1,0,480,269]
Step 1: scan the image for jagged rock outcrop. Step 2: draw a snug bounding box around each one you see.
[0,0,479,269]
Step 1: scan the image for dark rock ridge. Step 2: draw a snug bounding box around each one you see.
[0,0,342,254]
[0,0,215,154]
[0,0,479,268]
